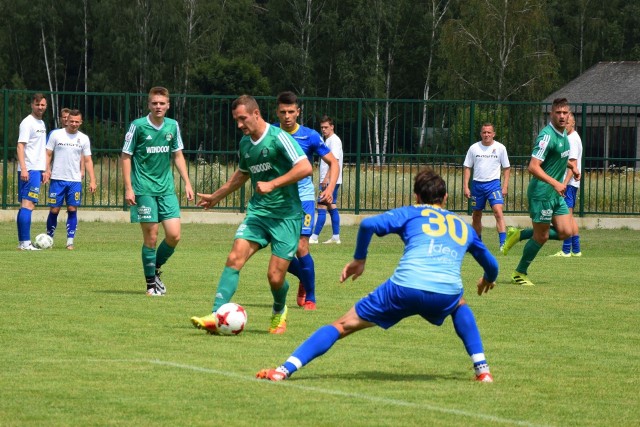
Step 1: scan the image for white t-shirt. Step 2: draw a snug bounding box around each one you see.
[319,133,343,184]
[463,140,510,181]
[567,130,583,188]
[17,114,47,171]
[47,128,92,182]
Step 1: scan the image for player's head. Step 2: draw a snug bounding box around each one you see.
[232,95,264,138]
[276,91,300,132]
[59,107,71,127]
[148,86,170,120]
[66,109,83,133]
[550,97,570,130]
[480,122,495,144]
[414,168,447,206]
[319,115,335,138]
[30,93,47,119]
[566,112,576,134]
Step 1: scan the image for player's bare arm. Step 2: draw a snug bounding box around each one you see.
[84,155,97,193]
[172,150,194,200]
[16,143,29,181]
[463,167,472,198]
[256,158,312,195]
[120,153,136,205]
[317,152,339,204]
[528,157,565,196]
[197,169,250,209]
[501,167,510,197]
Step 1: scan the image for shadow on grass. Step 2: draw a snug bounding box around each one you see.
[293,370,464,382]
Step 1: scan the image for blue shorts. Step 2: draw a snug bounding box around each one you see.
[470,179,503,211]
[355,279,463,329]
[565,185,578,209]
[18,171,43,204]
[48,180,82,207]
[300,200,315,236]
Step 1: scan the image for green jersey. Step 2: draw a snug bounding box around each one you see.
[238,124,307,219]
[528,123,570,200]
[122,115,184,196]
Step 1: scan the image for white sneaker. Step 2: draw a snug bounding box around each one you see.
[323,238,341,245]
[17,242,41,251]
[309,237,319,244]
[146,287,164,296]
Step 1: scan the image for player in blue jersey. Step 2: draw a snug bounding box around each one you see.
[275,91,339,311]
[257,168,498,383]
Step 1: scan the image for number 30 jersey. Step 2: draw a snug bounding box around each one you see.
[354,204,498,295]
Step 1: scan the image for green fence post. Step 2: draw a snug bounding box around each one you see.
[466,100,475,215]
[355,98,363,215]
[2,89,8,210]
[579,103,586,218]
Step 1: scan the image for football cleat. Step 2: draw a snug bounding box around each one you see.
[511,272,535,286]
[66,244,74,250]
[309,236,319,244]
[323,237,341,244]
[17,242,41,251]
[296,282,306,307]
[146,287,164,296]
[154,270,166,295]
[269,306,288,334]
[571,252,582,257]
[190,314,218,334]
[475,372,494,383]
[501,227,521,255]
[256,368,288,382]
[303,300,317,311]
[550,251,570,257]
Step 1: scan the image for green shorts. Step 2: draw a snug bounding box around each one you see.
[235,215,301,260]
[130,194,180,223]
[528,195,569,224]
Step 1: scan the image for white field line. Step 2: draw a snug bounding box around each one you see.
[79,358,552,427]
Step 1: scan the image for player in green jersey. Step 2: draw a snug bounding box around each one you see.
[501,98,581,286]
[121,87,194,296]
[190,94,312,335]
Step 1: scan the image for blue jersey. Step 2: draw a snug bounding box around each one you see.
[354,204,498,295]
[274,123,329,201]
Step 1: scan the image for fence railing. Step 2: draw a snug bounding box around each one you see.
[2,90,639,216]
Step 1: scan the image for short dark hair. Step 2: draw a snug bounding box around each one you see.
[60,108,71,117]
[32,93,46,103]
[231,94,260,113]
[68,109,82,118]
[414,168,447,205]
[552,97,569,111]
[481,122,494,131]
[320,115,334,126]
[276,91,298,107]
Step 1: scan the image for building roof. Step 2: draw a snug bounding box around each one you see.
[544,61,640,105]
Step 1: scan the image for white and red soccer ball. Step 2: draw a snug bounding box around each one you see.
[215,303,247,336]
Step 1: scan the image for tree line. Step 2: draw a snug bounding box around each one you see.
[1,0,638,102]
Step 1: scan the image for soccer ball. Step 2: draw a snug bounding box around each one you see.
[34,233,54,249]
[215,303,247,336]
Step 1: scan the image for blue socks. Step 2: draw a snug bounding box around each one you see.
[313,209,327,236]
[451,304,489,374]
[66,210,78,238]
[17,208,32,242]
[298,253,316,303]
[47,212,59,236]
[282,324,341,376]
[328,208,340,235]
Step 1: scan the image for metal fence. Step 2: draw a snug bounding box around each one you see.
[2,90,639,216]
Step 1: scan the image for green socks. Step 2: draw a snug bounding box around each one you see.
[213,266,240,312]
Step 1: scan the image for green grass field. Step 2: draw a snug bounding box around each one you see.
[1,221,638,426]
